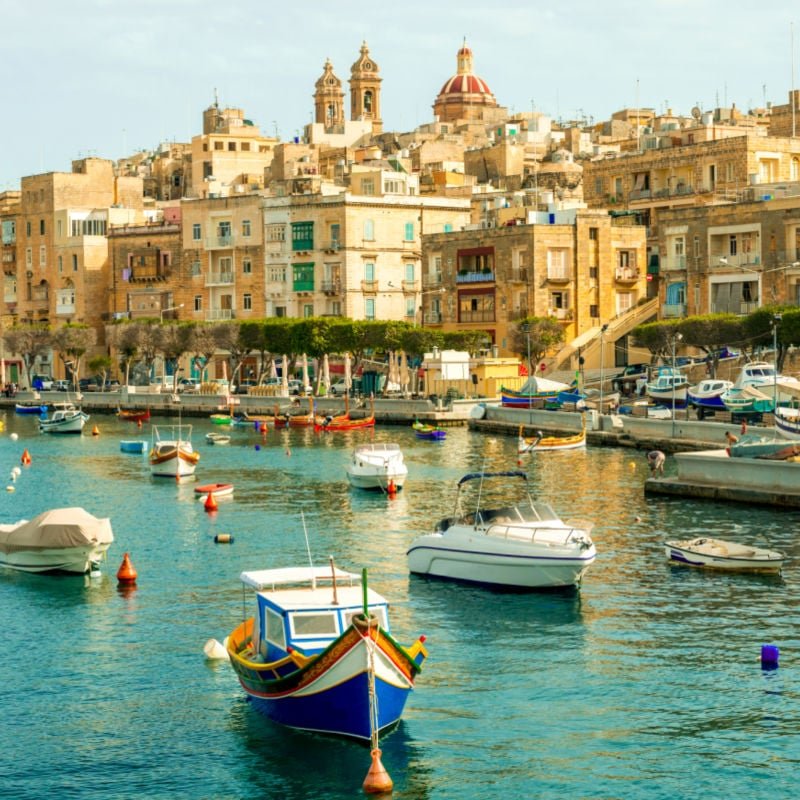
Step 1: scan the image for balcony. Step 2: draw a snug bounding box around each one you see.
[321,280,342,295]
[402,279,420,292]
[322,240,341,253]
[456,271,495,284]
[423,310,443,324]
[509,268,528,283]
[545,269,570,283]
[615,268,640,282]
[509,308,529,321]
[423,272,443,289]
[713,253,761,269]
[459,310,495,323]
[711,301,760,315]
[56,303,76,316]
[205,234,235,249]
[550,308,573,321]
[206,271,234,285]
[32,288,49,302]
[661,303,687,318]
[361,279,378,293]
[207,308,235,320]
[663,255,686,271]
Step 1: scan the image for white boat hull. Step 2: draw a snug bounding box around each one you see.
[345,444,408,490]
[39,412,89,434]
[775,408,800,440]
[150,449,198,478]
[0,543,110,573]
[346,467,407,490]
[664,538,783,573]
[407,532,595,588]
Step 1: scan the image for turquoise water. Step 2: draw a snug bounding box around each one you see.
[0,410,798,799]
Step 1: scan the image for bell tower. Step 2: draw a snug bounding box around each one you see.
[314,59,345,128]
[349,41,382,134]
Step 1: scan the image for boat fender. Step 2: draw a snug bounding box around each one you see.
[214,533,234,544]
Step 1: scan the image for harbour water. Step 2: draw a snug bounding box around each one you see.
[1,411,798,799]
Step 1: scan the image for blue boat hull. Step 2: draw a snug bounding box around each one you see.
[687,393,726,410]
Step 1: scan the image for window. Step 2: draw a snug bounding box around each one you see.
[25,247,32,267]
[694,236,700,257]
[590,304,599,318]
[1,219,15,244]
[589,266,598,279]
[194,295,202,311]
[69,218,107,236]
[26,221,31,236]
[330,223,340,244]
[192,223,201,241]
[726,163,736,182]
[217,221,231,239]
[404,222,414,241]
[267,224,286,242]
[546,249,569,279]
[191,260,201,277]
[242,220,251,237]
[729,235,737,256]
[228,141,236,151]
[291,221,314,251]
[72,254,78,271]
[365,298,376,320]
[241,142,250,152]
[550,291,568,310]
[290,612,338,638]
[364,219,375,241]
[362,179,375,195]
[594,177,604,195]
[303,303,314,318]
[242,258,252,274]
[364,262,375,281]
[458,292,495,323]
[243,293,252,310]
[58,255,63,273]
[39,219,45,235]
[589,227,598,240]
[39,245,46,266]
[265,608,286,649]
[214,141,224,150]
[268,265,286,282]
[674,237,685,256]
[406,298,416,318]
[275,306,286,317]
[443,223,453,233]
[219,257,232,275]
[292,262,314,291]
[404,262,415,282]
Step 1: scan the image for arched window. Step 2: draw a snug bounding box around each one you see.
[791,157,800,182]
[364,90,373,113]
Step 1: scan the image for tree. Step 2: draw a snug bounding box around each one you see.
[51,323,97,385]
[2,324,51,390]
[88,355,113,386]
[442,329,489,355]
[106,322,141,386]
[677,314,743,376]
[160,323,195,392]
[135,321,163,382]
[214,321,252,386]
[510,318,564,375]
[189,323,220,384]
[742,305,792,370]
[631,320,683,363]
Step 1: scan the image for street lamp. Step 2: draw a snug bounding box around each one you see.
[160,303,184,323]
[598,324,609,422]
[671,332,683,436]
[772,313,782,418]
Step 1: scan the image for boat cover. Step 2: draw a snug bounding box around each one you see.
[0,508,113,553]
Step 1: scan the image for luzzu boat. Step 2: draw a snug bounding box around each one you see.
[645,367,689,409]
[500,377,570,408]
[226,565,428,741]
[39,402,89,434]
[15,403,48,415]
[149,424,200,478]
[412,420,447,440]
[117,407,150,423]
[518,419,586,453]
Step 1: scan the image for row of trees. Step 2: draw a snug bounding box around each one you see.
[2,318,497,392]
[632,307,795,375]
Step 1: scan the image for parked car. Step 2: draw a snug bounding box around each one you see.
[177,378,200,393]
[287,379,312,396]
[78,377,101,392]
[234,379,257,395]
[32,374,54,391]
[53,380,71,392]
[329,379,352,397]
[610,364,650,394]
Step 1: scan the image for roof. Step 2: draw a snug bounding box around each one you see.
[438,73,493,97]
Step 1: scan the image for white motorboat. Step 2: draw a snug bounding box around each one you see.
[664,537,784,573]
[645,367,689,409]
[149,424,200,478]
[687,378,734,418]
[724,361,800,410]
[406,470,596,589]
[775,407,800,440]
[38,402,89,434]
[0,507,113,573]
[345,442,408,490]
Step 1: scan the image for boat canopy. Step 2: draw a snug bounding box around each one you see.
[458,470,527,486]
[240,566,361,591]
[0,507,113,550]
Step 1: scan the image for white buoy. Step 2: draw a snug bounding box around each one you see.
[10,433,18,441]
[11,467,21,476]
[89,569,102,579]
[203,638,230,661]
[6,486,14,492]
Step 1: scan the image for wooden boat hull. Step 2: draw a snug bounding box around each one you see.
[314,416,375,432]
[518,425,586,453]
[227,618,424,740]
[118,408,150,423]
[412,422,446,440]
[149,446,199,477]
[664,538,783,573]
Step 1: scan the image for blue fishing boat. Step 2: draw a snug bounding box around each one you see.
[226,565,428,741]
[119,440,147,454]
[15,402,48,415]
[687,378,734,416]
[412,420,446,440]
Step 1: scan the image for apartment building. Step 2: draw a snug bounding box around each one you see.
[262,186,471,321]
[14,158,143,339]
[421,208,647,356]
[657,197,800,319]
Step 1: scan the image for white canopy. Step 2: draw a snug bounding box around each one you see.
[0,507,113,552]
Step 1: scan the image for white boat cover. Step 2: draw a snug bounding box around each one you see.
[0,507,113,553]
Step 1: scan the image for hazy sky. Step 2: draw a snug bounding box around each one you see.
[1,0,797,190]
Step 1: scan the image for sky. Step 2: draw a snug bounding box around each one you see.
[1,0,798,191]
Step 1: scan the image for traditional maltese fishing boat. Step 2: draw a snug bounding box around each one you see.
[149,424,200,478]
[517,418,586,454]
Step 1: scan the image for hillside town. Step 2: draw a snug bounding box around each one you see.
[2,40,800,387]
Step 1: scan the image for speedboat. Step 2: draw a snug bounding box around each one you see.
[727,432,798,459]
[345,442,407,490]
[39,402,89,434]
[149,424,200,478]
[225,564,428,740]
[0,507,113,573]
[664,537,784,573]
[645,367,689,409]
[406,470,596,589]
[687,378,734,418]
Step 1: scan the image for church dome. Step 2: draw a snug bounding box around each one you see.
[433,42,497,122]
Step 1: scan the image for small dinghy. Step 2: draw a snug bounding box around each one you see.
[120,440,147,454]
[194,483,234,499]
[206,432,231,445]
[664,537,784,573]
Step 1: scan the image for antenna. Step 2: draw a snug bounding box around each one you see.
[301,511,315,586]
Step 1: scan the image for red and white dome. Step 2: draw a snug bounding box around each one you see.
[433,42,498,122]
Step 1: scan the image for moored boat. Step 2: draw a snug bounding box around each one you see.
[194,482,234,498]
[407,470,596,589]
[645,367,689,409]
[775,407,800,441]
[664,537,784,573]
[345,442,407,490]
[117,407,150,423]
[206,432,231,445]
[120,439,147,454]
[518,419,586,454]
[727,432,790,458]
[39,402,89,434]
[0,507,113,574]
[225,564,428,741]
[500,377,570,408]
[15,403,48,415]
[149,424,200,478]
[687,378,734,418]
[412,420,446,440]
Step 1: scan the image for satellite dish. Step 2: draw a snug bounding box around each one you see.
[691,106,702,120]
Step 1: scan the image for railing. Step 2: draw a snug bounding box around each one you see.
[663,255,686,271]
[711,301,760,315]
[423,272,443,288]
[205,234,235,249]
[56,304,76,315]
[402,279,419,292]
[207,308,234,320]
[712,252,761,268]
[550,308,573,321]
[456,271,495,283]
[320,280,342,294]
[615,268,640,282]
[546,269,570,282]
[361,279,378,293]
[322,240,340,252]
[459,310,495,323]
[423,311,443,324]
[509,268,528,282]
[661,303,687,318]
[486,523,587,546]
[207,271,234,285]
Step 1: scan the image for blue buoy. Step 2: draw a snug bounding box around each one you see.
[254,444,261,451]
[761,644,780,669]
[254,421,260,431]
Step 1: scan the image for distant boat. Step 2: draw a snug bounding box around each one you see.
[195,482,234,499]
[518,420,586,453]
[39,402,89,434]
[120,440,147,454]
[500,377,570,408]
[205,432,231,445]
[687,379,734,418]
[149,424,200,478]
[645,367,689,409]
[345,442,407,490]
[15,403,48,415]
[117,408,150,423]
[664,537,784,573]
[412,420,447,440]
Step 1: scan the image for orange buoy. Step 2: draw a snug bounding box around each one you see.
[362,748,393,795]
[387,479,397,497]
[137,419,143,429]
[21,449,31,466]
[116,552,137,584]
[92,425,100,436]
[204,492,218,511]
